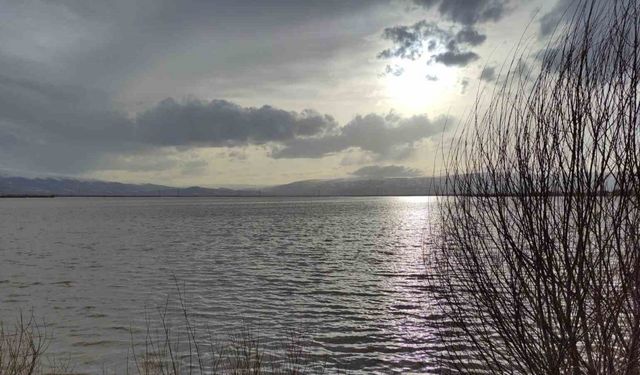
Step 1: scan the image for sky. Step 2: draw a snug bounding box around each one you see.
[0,0,567,187]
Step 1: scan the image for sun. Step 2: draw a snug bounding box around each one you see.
[383,59,459,115]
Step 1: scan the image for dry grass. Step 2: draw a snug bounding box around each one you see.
[128,282,326,375]
[0,313,67,375]
[131,324,324,375]
[0,289,326,375]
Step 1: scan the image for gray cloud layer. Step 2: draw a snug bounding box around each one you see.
[413,0,511,26]
[2,0,495,179]
[0,0,379,90]
[351,165,422,178]
[272,113,449,159]
[539,0,577,37]
[0,73,448,174]
[0,73,340,172]
[0,74,338,149]
[539,0,625,39]
[136,98,337,147]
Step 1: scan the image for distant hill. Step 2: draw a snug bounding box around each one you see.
[0,175,257,197]
[264,177,445,196]
[0,174,447,197]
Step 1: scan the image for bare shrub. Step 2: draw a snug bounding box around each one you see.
[432,0,640,374]
[0,314,48,375]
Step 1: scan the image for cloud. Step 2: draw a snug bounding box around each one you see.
[460,77,471,94]
[535,0,637,87]
[0,75,140,173]
[379,0,516,73]
[385,64,405,76]
[0,0,465,184]
[413,0,511,26]
[433,51,479,66]
[0,0,381,91]
[378,21,450,60]
[539,0,625,38]
[0,0,392,149]
[0,74,340,173]
[456,28,487,46]
[271,112,449,159]
[539,0,575,37]
[0,73,450,174]
[0,75,337,148]
[0,76,133,141]
[135,98,338,147]
[379,20,486,69]
[350,165,423,178]
[479,66,497,81]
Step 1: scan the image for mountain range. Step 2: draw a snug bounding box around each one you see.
[0,174,446,197]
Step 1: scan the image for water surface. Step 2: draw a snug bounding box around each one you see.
[0,196,451,374]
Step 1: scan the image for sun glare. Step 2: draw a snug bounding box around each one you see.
[384,59,458,115]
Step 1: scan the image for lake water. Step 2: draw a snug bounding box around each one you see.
[0,196,456,374]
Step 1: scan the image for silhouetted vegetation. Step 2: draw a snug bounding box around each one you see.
[433,0,640,373]
[0,314,49,375]
[0,291,325,375]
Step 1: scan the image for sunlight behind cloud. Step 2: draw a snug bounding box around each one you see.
[384,59,459,115]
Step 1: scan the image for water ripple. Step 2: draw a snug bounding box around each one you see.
[0,196,461,374]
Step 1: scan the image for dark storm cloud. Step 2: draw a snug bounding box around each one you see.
[135,98,338,147]
[272,113,449,159]
[350,165,423,178]
[413,0,511,26]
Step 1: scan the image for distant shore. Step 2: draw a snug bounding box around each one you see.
[0,194,55,198]
[0,192,624,198]
[0,193,430,198]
